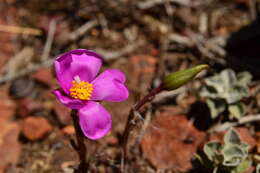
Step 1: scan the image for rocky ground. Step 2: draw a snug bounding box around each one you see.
[0,0,259,173]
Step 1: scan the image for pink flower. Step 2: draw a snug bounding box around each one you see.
[52,49,129,140]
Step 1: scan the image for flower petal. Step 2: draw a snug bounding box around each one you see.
[91,69,129,102]
[79,101,112,140]
[55,49,103,94]
[52,89,86,109]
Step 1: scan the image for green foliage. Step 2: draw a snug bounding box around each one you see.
[200,69,252,120]
[197,129,251,173]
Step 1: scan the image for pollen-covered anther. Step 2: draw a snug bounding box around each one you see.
[69,80,93,100]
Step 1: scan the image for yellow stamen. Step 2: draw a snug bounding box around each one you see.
[69,80,93,100]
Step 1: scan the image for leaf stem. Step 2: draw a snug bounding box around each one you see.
[120,85,163,171]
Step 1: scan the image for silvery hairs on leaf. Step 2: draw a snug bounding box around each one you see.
[222,129,249,167]
[200,69,252,119]
[203,141,222,163]
[199,129,251,173]
[222,145,246,166]
[228,103,246,120]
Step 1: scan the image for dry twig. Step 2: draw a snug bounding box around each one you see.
[95,40,144,60]
[3,47,34,78]
[69,19,98,41]
[0,40,144,84]
[0,24,42,35]
[41,20,56,61]
[0,58,53,84]
[211,114,260,132]
[137,0,203,9]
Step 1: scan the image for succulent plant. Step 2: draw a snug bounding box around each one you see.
[200,69,252,119]
[197,129,251,173]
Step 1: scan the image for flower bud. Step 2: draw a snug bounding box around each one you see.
[162,64,208,91]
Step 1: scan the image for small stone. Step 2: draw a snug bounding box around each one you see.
[0,120,20,172]
[62,125,75,135]
[22,117,52,141]
[33,67,54,86]
[9,76,36,99]
[54,102,71,125]
[150,47,159,56]
[17,98,43,117]
[105,135,118,145]
[0,102,15,122]
[141,109,205,172]
[0,88,16,121]
[236,128,256,149]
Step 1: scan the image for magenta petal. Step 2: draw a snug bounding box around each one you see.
[91,69,129,102]
[54,49,103,93]
[52,89,86,109]
[79,101,112,140]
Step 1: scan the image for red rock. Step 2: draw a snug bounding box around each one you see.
[54,102,71,125]
[105,135,118,145]
[0,120,20,172]
[17,98,43,117]
[0,103,15,122]
[141,110,206,172]
[0,88,16,121]
[236,128,256,149]
[62,125,75,135]
[150,47,159,56]
[0,167,4,173]
[33,67,54,86]
[22,117,52,141]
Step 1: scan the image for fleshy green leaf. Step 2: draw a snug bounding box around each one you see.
[228,103,246,120]
[221,69,237,89]
[225,86,248,104]
[224,129,241,145]
[222,145,245,166]
[206,98,226,119]
[205,75,224,94]
[195,153,215,168]
[203,141,222,161]
[230,159,251,173]
[200,86,218,98]
[200,69,251,107]
[237,71,252,87]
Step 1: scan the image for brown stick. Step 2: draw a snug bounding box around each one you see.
[71,110,89,173]
[120,86,163,171]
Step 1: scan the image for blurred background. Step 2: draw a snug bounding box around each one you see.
[0,0,260,173]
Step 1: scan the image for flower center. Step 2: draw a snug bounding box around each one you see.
[69,76,93,100]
